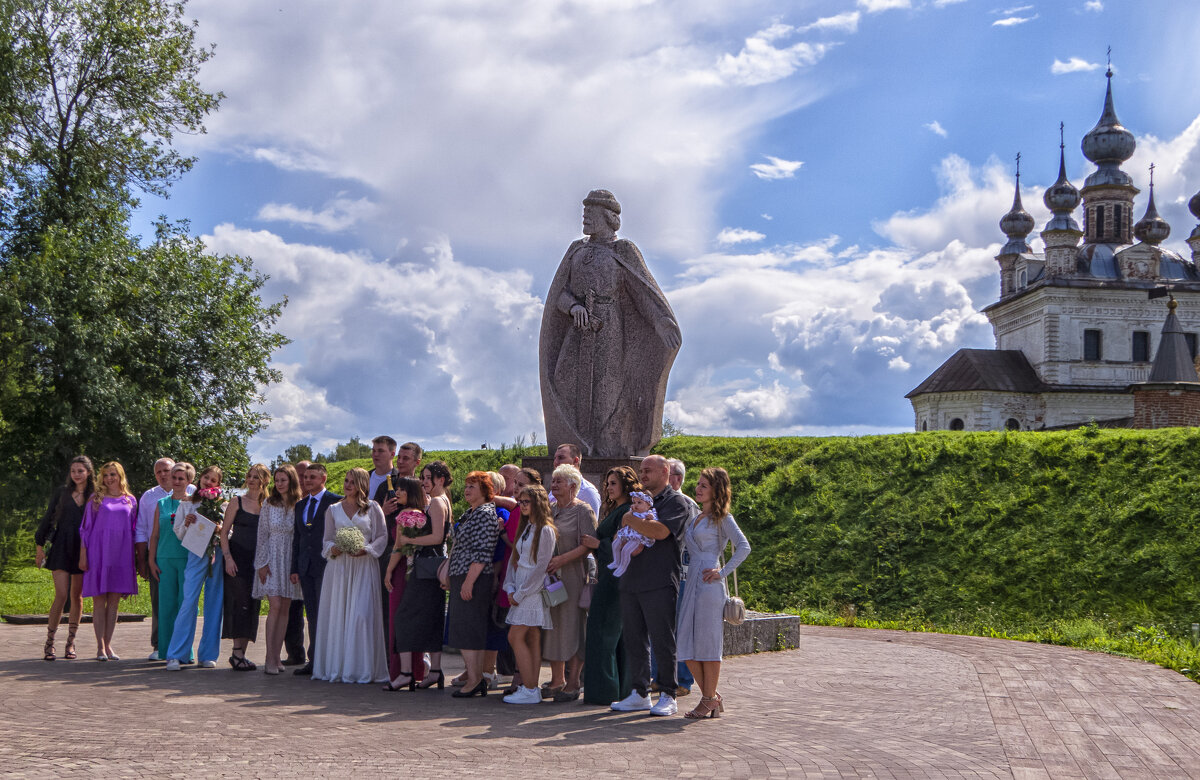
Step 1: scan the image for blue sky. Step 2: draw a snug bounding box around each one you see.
[135,0,1200,462]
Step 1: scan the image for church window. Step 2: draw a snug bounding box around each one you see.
[1018,269,1027,288]
[949,418,965,431]
[1186,333,1197,359]
[921,420,927,431]
[1132,331,1150,362]
[1005,418,1020,431]
[1093,206,1104,240]
[1084,329,1102,361]
[1113,204,1123,240]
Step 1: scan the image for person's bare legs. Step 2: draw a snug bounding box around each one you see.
[102,595,120,655]
[459,649,485,690]
[508,625,542,689]
[547,659,565,690]
[565,653,583,692]
[265,596,290,672]
[685,660,705,695]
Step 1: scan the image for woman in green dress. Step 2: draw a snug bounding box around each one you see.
[582,465,640,704]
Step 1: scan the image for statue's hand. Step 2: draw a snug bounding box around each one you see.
[656,319,682,351]
[571,304,590,330]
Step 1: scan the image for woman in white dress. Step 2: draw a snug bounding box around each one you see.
[676,467,750,719]
[501,485,557,704]
[312,467,389,684]
[253,464,304,675]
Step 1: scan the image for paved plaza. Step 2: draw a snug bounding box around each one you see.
[1,621,1198,778]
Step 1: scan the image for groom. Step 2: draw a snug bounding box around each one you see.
[289,463,341,676]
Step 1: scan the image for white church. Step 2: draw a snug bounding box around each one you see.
[908,68,1200,432]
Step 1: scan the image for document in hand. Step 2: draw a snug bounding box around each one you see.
[180,514,217,557]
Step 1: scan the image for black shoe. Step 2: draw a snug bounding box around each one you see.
[451,679,488,698]
[282,655,305,666]
[293,663,313,676]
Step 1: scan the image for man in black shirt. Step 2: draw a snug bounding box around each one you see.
[610,455,696,716]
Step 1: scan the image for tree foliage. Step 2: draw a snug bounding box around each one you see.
[0,0,286,571]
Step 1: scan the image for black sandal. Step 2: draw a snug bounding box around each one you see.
[383,674,416,692]
[229,654,256,671]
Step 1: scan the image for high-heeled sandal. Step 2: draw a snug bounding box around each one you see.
[450,679,488,698]
[416,669,444,690]
[713,692,724,712]
[64,624,78,660]
[383,673,416,691]
[229,653,256,671]
[43,627,56,661]
[684,696,720,719]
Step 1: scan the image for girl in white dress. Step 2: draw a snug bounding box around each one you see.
[253,464,303,675]
[312,467,389,684]
[502,485,557,705]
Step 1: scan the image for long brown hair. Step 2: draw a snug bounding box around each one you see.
[600,465,641,517]
[268,463,302,508]
[512,485,555,567]
[64,455,95,500]
[244,464,270,505]
[697,466,731,525]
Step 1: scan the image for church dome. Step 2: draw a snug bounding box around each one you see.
[1133,172,1170,246]
[1082,69,1136,167]
[1043,141,1081,213]
[999,172,1034,253]
[1189,188,1200,222]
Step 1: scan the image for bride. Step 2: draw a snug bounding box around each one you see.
[312,467,389,683]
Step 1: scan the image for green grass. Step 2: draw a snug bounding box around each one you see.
[0,565,152,616]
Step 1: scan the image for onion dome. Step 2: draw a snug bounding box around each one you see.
[1133,165,1170,245]
[1190,188,1200,223]
[1082,68,1135,187]
[1043,126,1082,233]
[999,159,1034,253]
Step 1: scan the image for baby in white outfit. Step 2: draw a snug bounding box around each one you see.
[608,491,656,577]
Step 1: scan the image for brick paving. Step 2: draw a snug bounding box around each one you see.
[1,621,1197,778]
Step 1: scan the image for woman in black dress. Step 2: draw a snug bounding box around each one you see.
[35,455,94,661]
[220,463,268,670]
[383,477,447,691]
[446,471,501,698]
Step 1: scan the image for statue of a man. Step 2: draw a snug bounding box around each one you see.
[539,189,682,457]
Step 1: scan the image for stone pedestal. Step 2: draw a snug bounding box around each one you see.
[521,455,645,487]
[722,611,801,656]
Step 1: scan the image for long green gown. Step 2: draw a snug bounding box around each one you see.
[582,500,630,704]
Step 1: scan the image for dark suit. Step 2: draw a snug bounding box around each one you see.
[291,489,341,662]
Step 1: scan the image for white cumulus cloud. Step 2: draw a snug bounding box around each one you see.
[750,155,805,180]
[925,120,949,138]
[993,14,1038,26]
[716,227,767,245]
[1051,57,1101,74]
[1084,1,1103,11]
[256,197,379,233]
[716,34,832,86]
[857,0,911,13]
[797,11,861,34]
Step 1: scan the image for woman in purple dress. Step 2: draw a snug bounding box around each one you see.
[79,461,139,661]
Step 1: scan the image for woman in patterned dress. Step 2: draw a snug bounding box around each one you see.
[253,464,304,675]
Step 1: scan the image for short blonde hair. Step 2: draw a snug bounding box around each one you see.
[552,463,582,491]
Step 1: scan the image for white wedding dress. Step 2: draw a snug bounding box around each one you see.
[312,500,389,683]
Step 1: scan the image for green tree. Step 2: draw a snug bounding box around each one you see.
[272,444,313,470]
[0,0,286,570]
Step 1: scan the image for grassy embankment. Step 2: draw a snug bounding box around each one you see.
[4,430,1199,680]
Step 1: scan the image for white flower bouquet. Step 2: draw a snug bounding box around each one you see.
[334,525,365,555]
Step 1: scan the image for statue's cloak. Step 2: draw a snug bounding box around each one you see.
[538,237,681,457]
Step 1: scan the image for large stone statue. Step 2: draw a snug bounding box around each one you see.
[539,189,682,457]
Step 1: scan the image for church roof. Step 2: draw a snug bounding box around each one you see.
[1147,301,1200,382]
[905,349,1046,398]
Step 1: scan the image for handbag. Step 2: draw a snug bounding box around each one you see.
[541,573,568,608]
[577,553,597,609]
[414,553,447,580]
[719,553,746,626]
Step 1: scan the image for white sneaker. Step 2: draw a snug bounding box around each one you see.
[503,686,542,704]
[610,691,652,711]
[165,659,181,671]
[649,693,677,716]
[199,660,216,668]
[148,651,162,662]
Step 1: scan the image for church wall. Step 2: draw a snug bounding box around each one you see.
[911,391,1044,432]
[1131,385,1200,428]
[1042,392,1132,428]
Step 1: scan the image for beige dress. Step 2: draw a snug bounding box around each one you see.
[541,500,597,661]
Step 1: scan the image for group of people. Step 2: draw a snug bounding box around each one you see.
[33,439,750,719]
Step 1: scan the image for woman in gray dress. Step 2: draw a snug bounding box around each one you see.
[542,463,597,701]
[676,467,750,719]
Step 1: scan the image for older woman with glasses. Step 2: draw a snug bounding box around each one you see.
[446,470,502,698]
[541,463,597,702]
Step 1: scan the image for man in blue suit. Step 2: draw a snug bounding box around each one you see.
[289,463,341,676]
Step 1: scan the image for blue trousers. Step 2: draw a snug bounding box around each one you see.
[650,577,695,690]
[167,548,224,663]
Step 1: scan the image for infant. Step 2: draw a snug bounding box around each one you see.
[608,491,656,577]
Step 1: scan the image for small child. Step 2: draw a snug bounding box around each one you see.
[608,491,656,577]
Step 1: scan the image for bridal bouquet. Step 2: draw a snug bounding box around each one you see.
[394,508,426,558]
[334,525,366,555]
[173,485,228,561]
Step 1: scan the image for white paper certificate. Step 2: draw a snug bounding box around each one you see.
[180,513,217,557]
